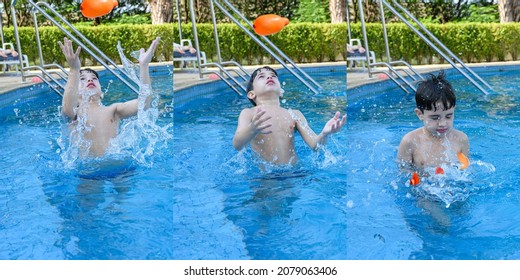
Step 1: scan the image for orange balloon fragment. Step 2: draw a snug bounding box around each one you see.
[253,14,290,36]
[410,172,420,186]
[81,0,118,19]
[457,152,469,170]
[435,167,444,175]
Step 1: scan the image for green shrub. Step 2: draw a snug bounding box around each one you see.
[2,22,519,66]
[2,24,173,66]
[348,22,520,65]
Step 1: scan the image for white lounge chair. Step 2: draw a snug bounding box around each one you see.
[346,39,375,70]
[1,43,29,74]
[173,39,207,69]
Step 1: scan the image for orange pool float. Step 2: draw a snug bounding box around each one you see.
[457,152,469,170]
[253,14,290,36]
[410,172,420,186]
[81,0,118,19]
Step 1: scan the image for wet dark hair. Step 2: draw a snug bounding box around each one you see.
[80,68,99,79]
[415,71,456,112]
[246,66,278,106]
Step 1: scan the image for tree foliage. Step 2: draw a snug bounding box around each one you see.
[347,0,500,24]
[1,0,152,27]
[293,0,330,23]
[174,0,300,24]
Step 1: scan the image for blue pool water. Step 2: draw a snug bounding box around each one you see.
[173,66,347,259]
[346,65,520,259]
[0,66,174,259]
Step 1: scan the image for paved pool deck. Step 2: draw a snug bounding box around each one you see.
[1,60,518,95]
[346,61,520,90]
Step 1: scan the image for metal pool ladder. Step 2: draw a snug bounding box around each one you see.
[8,0,140,96]
[185,0,322,96]
[353,0,493,95]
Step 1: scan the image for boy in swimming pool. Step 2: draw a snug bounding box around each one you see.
[59,36,160,157]
[397,71,469,173]
[232,66,346,165]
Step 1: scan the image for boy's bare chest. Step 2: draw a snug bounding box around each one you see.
[268,109,296,132]
[80,106,118,131]
[413,140,459,167]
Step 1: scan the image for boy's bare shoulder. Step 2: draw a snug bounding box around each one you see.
[400,127,422,144]
[239,107,255,115]
[286,108,303,118]
[450,129,469,142]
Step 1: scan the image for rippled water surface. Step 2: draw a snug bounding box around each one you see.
[0,66,173,259]
[173,68,347,259]
[347,65,520,259]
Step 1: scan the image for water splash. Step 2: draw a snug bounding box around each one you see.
[58,90,95,169]
[107,42,173,167]
[223,149,250,175]
[404,159,496,208]
[57,42,173,170]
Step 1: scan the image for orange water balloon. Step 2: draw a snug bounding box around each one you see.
[457,152,469,170]
[410,172,420,186]
[81,0,118,19]
[253,14,290,36]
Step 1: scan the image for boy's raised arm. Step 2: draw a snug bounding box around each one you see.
[58,37,82,120]
[116,37,161,119]
[296,110,346,150]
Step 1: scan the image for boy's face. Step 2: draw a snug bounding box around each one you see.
[247,68,281,102]
[415,101,455,138]
[79,71,102,98]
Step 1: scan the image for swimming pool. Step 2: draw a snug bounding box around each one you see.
[0,65,174,259]
[346,64,520,259]
[173,66,347,259]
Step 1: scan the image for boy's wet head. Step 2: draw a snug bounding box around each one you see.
[80,68,99,80]
[246,66,278,106]
[415,71,455,112]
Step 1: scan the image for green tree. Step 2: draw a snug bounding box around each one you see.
[461,4,499,23]
[173,0,300,24]
[294,0,330,23]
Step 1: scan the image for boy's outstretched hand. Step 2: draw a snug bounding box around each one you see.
[58,37,81,70]
[139,37,160,66]
[321,111,346,136]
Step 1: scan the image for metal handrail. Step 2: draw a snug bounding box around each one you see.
[355,0,492,95]
[10,4,66,96]
[187,0,321,95]
[214,0,321,94]
[188,0,252,93]
[29,1,140,94]
[9,0,140,95]
[390,0,493,92]
[356,0,423,93]
[370,62,417,93]
[380,0,490,95]
[220,0,322,91]
[359,0,492,94]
